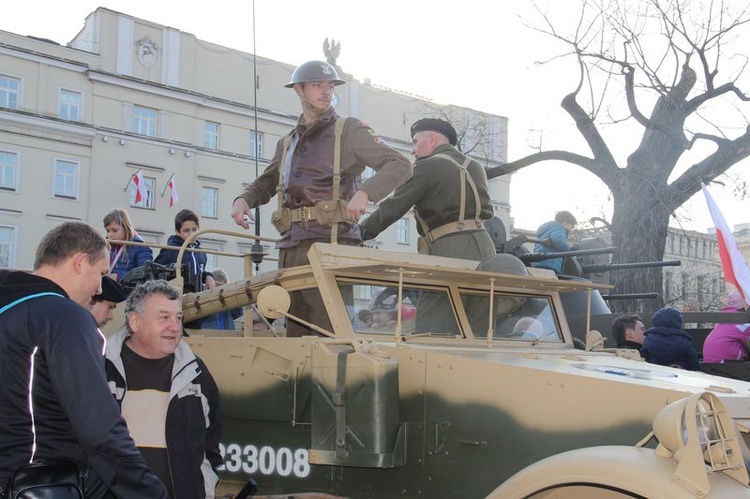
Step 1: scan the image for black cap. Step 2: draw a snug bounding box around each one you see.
[96,276,128,303]
[410,118,458,146]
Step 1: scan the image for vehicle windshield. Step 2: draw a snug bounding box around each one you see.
[338,279,563,343]
[460,290,562,343]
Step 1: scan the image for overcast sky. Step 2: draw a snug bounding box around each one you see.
[4,0,749,233]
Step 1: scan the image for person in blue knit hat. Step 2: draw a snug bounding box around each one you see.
[641,307,700,370]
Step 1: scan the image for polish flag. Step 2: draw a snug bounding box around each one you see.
[167,175,179,207]
[133,170,146,204]
[702,183,750,304]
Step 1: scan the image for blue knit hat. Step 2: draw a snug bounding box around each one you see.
[651,307,682,329]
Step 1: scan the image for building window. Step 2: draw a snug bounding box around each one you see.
[53,159,78,199]
[0,150,18,191]
[249,131,263,158]
[204,121,219,150]
[129,175,155,208]
[59,89,81,121]
[0,226,14,268]
[0,75,20,109]
[201,187,218,218]
[133,105,157,136]
[396,218,409,244]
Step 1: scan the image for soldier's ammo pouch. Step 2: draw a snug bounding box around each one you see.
[271,200,350,234]
[315,199,349,227]
[271,208,292,233]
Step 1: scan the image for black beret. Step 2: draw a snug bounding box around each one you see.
[410,118,458,146]
[96,275,128,304]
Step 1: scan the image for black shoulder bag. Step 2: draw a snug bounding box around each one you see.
[1,292,85,499]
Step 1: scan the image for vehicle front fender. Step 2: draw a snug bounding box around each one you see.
[487,445,750,498]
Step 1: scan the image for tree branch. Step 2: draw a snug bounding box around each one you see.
[486,150,599,179]
[685,82,750,114]
[668,126,750,208]
[560,92,619,176]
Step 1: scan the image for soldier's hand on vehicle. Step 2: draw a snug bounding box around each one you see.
[347,191,369,221]
[231,198,255,229]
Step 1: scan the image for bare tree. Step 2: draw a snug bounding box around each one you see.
[488,0,750,315]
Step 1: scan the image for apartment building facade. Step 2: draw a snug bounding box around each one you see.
[0,7,510,279]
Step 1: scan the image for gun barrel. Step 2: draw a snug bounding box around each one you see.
[601,293,659,301]
[582,260,681,274]
[519,247,616,264]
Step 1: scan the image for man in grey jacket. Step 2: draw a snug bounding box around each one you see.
[105,280,222,498]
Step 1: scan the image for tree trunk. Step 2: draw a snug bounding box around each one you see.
[608,194,670,317]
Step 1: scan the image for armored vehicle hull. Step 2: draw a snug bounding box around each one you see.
[178,241,750,498]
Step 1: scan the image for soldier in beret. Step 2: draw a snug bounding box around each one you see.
[360,118,495,334]
[230,60,411,337]
[360,118,494,258]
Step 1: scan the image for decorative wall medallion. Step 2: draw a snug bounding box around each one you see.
[136,36,159,67]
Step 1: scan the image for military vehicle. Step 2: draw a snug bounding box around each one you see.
[151,228,750,498]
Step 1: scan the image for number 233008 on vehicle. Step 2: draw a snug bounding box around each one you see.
[218,443,310,478]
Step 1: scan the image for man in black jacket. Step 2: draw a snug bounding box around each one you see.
[0,221,168,498]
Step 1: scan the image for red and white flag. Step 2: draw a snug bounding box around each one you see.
[132,169,146,204]
[167,174,179,207]
[702,182,750,304]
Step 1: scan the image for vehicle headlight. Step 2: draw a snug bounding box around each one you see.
[651,392,749,493]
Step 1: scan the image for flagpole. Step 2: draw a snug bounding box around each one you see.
[123,169,141,192]
[160,173,175,197]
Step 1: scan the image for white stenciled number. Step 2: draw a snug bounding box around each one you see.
[219,443,310,478]
[225,443,242,473]
[293,449,310,477]
[242,445,258,474]
[259,446,275,475]
[276,447,292,477]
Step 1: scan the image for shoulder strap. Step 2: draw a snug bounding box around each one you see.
[432,153,483,227]
[0,292,64,315]
[276,132,294,214]
[330,116,347,244]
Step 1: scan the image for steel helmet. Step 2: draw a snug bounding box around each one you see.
[285,60,346,88]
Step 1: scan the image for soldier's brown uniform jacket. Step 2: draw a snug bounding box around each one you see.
[237,107,411,248]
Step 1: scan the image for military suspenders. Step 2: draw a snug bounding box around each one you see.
[271,117,349,244]
[414,153,484,253]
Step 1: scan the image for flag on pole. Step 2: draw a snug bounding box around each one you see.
[167,174,179,207]
[702,182,750,304]
[132,170,146,204]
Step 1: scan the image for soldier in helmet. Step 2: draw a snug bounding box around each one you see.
[231,60,411,337]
